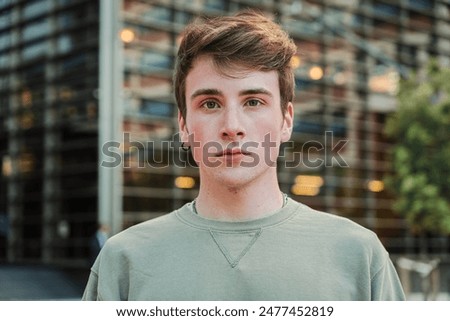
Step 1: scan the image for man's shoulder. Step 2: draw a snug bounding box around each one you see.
[290,199,380,245]
[102,206,187,252]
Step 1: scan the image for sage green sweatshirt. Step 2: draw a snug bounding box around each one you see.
[82,198,405,300]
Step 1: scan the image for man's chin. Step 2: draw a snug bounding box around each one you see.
[200,166,266,190]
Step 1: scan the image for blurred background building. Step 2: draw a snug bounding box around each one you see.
[0,0,449,297]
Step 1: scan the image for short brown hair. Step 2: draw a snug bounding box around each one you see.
[173,10,297,120]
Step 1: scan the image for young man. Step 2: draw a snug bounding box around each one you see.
[83,10,405,300]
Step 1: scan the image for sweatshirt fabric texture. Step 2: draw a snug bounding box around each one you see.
[82,198,405,300]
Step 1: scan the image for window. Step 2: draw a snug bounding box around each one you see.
[141,100,173,117]
[293,112,324,135]
[174,10,192,25]
[0,0,12,10]
[57,34,73,54]
[352,14,364,28]
[0,9,11,29]
[141,5,171,23]
[373,3,400,17]
[204,0,226,10]
[408,0,434,10]
[0,32,11,51]
[22,41,48,61]
[135,27,171,50]
[140,51,171,72]
[23,0,51,19]
[22,19,50,42]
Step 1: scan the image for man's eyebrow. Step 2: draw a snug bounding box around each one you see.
[239,88,273,97]
[190,88,222,100]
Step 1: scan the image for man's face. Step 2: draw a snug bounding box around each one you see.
[179,55,293,189]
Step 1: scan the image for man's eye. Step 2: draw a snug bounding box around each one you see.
[202,101,220,109]
[245,99,262,107]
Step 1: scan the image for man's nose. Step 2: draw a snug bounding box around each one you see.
[220,107,246,140]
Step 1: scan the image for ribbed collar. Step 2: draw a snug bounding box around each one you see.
[175,197,304,231]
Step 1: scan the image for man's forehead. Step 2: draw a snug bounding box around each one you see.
[190,54,270,79]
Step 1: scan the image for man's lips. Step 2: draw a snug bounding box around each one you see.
[214,148,251,157]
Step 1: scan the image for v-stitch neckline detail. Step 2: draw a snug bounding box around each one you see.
[209,229,262,268]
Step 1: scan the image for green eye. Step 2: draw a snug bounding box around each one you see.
[246,99,261,107]
[203,101,219,109]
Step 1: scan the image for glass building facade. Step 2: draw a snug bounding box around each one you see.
[1,0,449,267]
[0,0,100,265]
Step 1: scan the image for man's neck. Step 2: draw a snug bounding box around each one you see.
[194,174,284,222]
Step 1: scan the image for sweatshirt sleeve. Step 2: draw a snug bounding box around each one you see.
[81,236,131,301]
[371,254,406,300]
[82,270,100,301]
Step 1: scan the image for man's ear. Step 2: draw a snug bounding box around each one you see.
[178,111,190,144]
[281,102,294,143]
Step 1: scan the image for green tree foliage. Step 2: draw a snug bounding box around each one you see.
[384,59,450,235]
